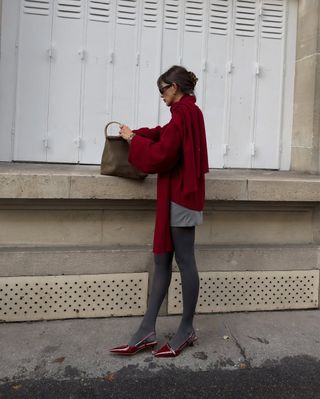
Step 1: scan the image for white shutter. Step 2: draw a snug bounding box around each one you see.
[182,0,205,112]
[160,0,181,124]
[161,0,206,123]
[136,0,163,127]
[79,0,113,163]
[0,1,20,161]
[111,0,139,127]
[252,0,286,168]
[46,0,84,163]
[4,0,296,169]
[225,0,258,168]
[205,0,232,168]
[14,0,52,161]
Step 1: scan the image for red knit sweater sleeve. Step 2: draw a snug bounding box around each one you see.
[129,118,182,174]
[132,126,162,141]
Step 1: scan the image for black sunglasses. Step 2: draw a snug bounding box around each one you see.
[159,84,172,95]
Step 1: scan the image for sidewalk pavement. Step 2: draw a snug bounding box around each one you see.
[0,309,320,383]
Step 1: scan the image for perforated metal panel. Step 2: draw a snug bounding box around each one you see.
[0,273,148,322]
[168,271,319,314]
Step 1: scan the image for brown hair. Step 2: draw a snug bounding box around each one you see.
[157,65,198,95]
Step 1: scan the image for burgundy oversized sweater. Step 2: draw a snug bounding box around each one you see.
[128,95,209,254]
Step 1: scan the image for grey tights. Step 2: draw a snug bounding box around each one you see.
[128,227,199,350]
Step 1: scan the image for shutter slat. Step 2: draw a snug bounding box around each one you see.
[89,0,110,23]
[210,0,230,36]
[23,0,50,16]
[117,0,137,26]
[185,0,203,32]
[143,0,158,28]
[57,0,82,19]
[164,0,179,30]
[235,0,256,37]
[261,0,284,39]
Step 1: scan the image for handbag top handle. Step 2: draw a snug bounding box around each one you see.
[105,121,122,141]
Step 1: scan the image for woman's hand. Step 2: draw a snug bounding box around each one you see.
[119,125,133,141]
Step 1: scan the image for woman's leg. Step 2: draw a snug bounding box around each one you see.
[128,252,173,346]
[169,226,199,350]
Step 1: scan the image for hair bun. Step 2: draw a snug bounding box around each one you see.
[188,71,198,87]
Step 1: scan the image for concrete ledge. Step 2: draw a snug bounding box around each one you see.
[1,163,320,201]
[0,244,318,277]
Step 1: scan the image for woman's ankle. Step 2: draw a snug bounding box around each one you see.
[128,327,156,346]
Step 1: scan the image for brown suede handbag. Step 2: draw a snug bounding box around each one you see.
[100,121,147,179]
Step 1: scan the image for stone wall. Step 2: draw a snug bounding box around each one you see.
[291,0,320,172]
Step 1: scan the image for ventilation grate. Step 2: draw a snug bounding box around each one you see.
[261,0,284,39]
[57,0,82,19]
[143,0,159,28]
[235,0,257,37]
[89,0,110,23]
[23,0,50,16]
[0,273,148,322]
[117,0,137,26]
[185,0,203,33]
[164,0,179,30]
[209,0,230,36]
[168,270,319,314]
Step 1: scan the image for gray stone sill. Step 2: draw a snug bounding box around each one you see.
[0,162,320,202]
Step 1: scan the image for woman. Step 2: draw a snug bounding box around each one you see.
[110,65,209,357]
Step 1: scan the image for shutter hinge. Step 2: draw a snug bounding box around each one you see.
[109,51,114,64]
[11,127,15,136]
[74,137,82,148]
[47,45,55,60]
[78,49,87,61]
[136,52,140,67]
[250,142,255,156]
[201,59,207,72]
[227,61,233,74]
[255,62,260,75]
[223,144,229,155]
[177,55,182,65]
[43,138,49,149]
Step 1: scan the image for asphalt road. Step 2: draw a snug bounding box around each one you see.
[1,355,320,399]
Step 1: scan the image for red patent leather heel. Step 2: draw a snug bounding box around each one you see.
[153,331,197,358]
[110,332,157,356]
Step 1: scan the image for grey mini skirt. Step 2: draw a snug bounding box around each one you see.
[170,202,203,227]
